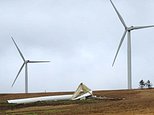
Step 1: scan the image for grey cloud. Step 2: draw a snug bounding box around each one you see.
[1,0,154,93]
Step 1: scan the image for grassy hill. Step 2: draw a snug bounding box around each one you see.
[0,89,154,115]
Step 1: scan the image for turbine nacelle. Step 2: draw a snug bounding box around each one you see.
[127,26,134,31]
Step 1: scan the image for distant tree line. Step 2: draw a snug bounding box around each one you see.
[139,80,152,89]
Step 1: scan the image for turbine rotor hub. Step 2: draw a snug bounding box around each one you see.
[25,60,30,63]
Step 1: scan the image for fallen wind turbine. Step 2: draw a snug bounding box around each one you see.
[8,83,93,104]
[110,0,154,89]
[11,37,50,93]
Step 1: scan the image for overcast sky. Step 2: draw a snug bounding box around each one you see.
[1,0,154,93]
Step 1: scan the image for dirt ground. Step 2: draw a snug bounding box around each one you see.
[0,89,154,115]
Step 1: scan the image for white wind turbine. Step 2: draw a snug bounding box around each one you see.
[110,0,154,89]
[11,37,50,93]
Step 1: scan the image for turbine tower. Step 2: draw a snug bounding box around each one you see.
[11,37,50,93]
[110,0,154,89]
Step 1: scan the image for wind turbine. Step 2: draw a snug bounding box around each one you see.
[11,37,50,93]
[110,0,154,89]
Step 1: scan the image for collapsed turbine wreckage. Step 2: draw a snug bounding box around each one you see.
[8,83,93,104]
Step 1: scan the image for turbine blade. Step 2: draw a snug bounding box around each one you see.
[112,30,127,66]
[11,36,25,61]
[28,61,50,63]
[110,0,127,28]
[133,25,154,30]
[11,63,25,87]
